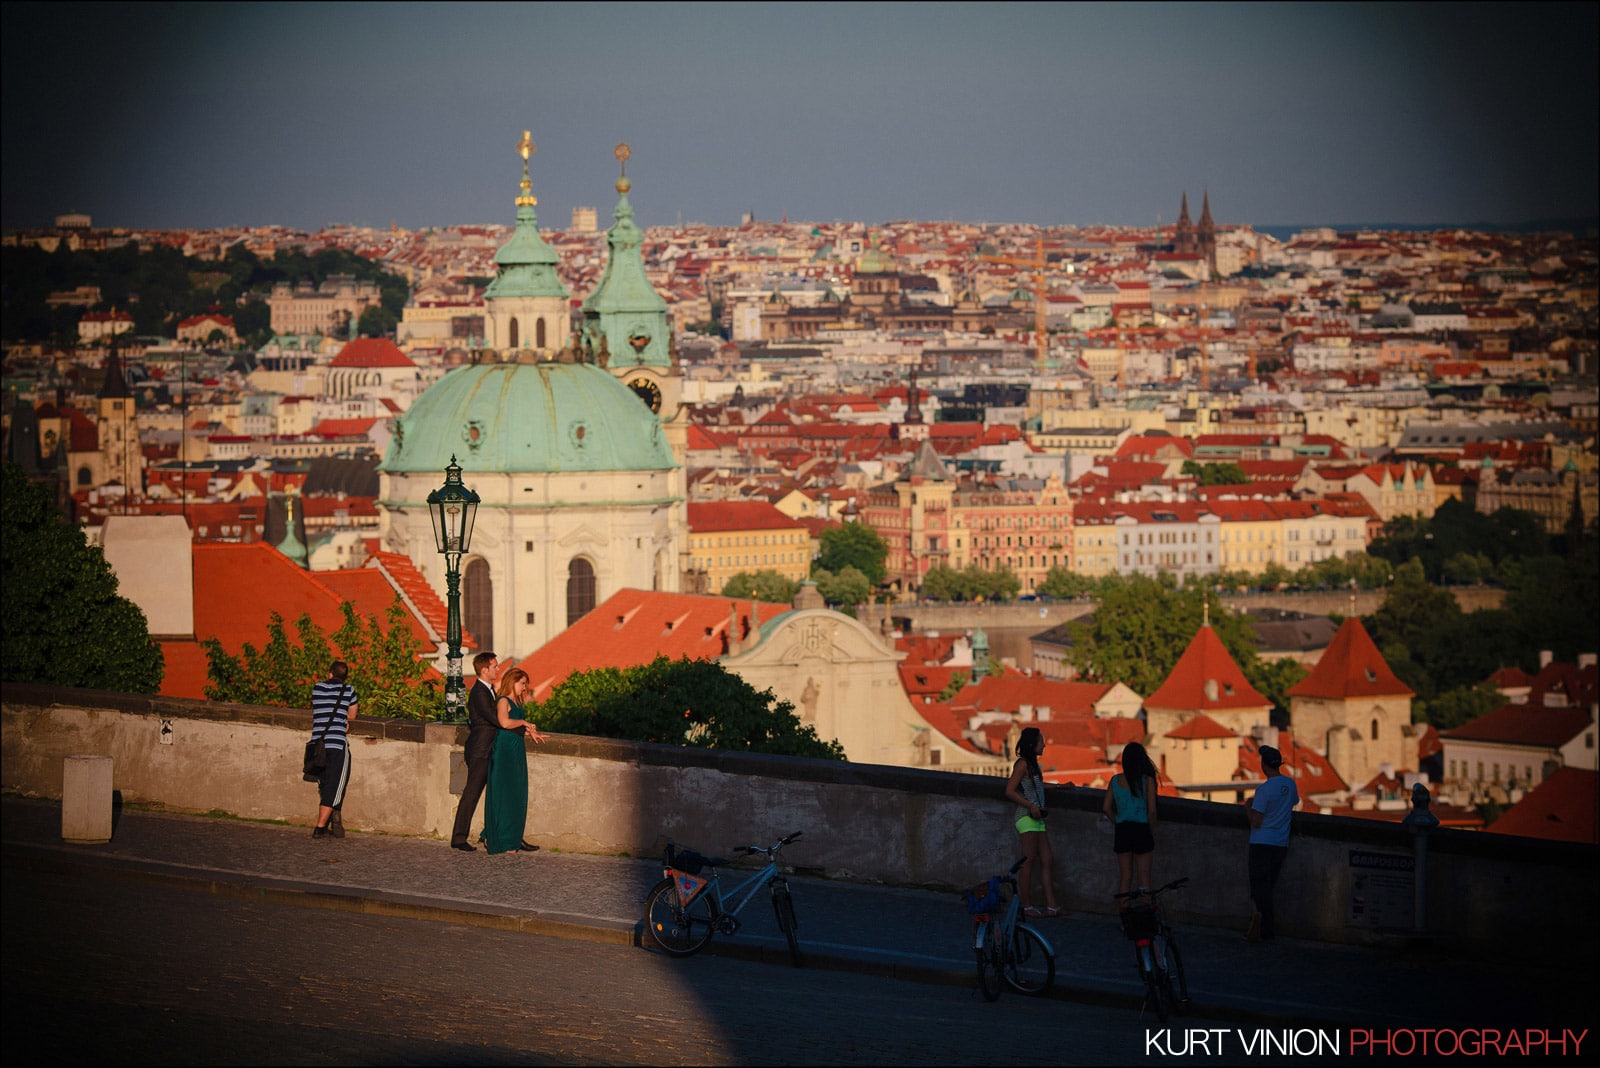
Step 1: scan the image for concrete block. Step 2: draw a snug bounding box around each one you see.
[62,754,113,843]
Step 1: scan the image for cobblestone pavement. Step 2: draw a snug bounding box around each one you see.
[5,865,1254,1066]
[4,795,1596,1050]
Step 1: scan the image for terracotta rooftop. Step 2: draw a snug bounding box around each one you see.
[1487,767,1598,844]
[1145,625,1270,712]
[1442,704,1594,749]
[1286,617,1414,700]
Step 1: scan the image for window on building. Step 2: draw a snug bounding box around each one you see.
[567,557,596,626]
[464,558,494,654]
[508,318,519,348]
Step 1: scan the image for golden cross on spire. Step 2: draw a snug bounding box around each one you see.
[516,129,537,207]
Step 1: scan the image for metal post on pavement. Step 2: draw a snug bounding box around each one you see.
[1401,781,1440,932]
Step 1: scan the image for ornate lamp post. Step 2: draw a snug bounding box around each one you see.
[427,455,480,722]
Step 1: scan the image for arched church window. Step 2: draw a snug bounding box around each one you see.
[537,318,547,349]
[508,318,519,348]
[464,558,493,655]
[77,466,93,487]
[567,557,596,626]
[1371,718,1379,741]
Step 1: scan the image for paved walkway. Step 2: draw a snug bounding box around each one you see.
[3,796,1593,1036]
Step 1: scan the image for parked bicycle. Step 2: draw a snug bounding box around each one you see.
[963,857,1056,1001]
[1114,877,1190,1022]
[643,831,806,967]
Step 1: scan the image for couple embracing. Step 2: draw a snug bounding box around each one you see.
[450,651,547,854]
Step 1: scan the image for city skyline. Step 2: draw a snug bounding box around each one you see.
[2,2,1597,233]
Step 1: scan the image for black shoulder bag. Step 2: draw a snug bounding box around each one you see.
[302,689,350,782]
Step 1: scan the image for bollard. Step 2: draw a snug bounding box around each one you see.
[1401,781,1440,932]
[62,754,114,844]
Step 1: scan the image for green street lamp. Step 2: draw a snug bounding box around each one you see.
[427,455,480,722]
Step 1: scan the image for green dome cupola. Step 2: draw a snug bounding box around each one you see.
[484,131,570,353]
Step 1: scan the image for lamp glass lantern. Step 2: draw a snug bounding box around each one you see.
[427,455,480,720]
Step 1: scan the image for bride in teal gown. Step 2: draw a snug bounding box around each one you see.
[481,667,547,854]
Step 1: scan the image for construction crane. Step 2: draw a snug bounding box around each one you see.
[980,235,1061,374]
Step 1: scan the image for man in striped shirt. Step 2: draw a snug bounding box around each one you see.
[311,661,359,839]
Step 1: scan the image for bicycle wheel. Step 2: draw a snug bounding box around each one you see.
[771,883,803,968]
[1139,944,1170,1022]
[644,876,715,956]
[1003,923,1055,995]
[1163,935,1188,1011]
[975,918,1003,1001]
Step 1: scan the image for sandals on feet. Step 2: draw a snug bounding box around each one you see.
[1023,906,1046,919]
[1041,906,1063,917]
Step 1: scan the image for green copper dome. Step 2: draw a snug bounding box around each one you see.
[485,203,569,300]
[382,361,674,475]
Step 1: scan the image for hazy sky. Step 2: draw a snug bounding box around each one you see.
[3,2,1596,232]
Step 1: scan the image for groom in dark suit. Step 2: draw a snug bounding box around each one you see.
[449,651,501,851]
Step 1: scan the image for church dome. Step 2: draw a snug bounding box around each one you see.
[382,360,673,475]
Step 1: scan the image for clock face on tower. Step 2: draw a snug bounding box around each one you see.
[628,376,662,414]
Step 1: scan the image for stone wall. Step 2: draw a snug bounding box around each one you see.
[2,682,1591,962]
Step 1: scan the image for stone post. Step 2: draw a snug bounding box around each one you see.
[62,754,113,844]
[1401,781,1440,931]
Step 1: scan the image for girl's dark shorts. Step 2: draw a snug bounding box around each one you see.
[1113,821,1154,855]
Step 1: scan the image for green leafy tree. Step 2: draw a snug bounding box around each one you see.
[1,462,165,692]
[919,564,962,601]
[1066,573,1260,696]
[202,599,439,719]
[722,569,799,603]
[357,304,398,338]
[1180,460,1250,485]
[530,656,844,759]
[938,671,970,701]
[1038,566,1097,599]
[1420,682,1503,730]
[815,523,888,585]
[812,566,871,611]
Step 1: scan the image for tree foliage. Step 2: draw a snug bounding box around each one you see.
[920,563,1021,602]
[202,599,439,719]
[815,523,888,585]
[812,566,871,611]
[1065,573,1281,704]
[530,656,845,759]
[1038,566,1097,599]
[1,463,165,692]
[1180,460,1250,486]
[721,569,800,604]
[1368,499,1548,582]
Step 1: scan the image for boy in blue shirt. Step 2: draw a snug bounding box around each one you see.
[1247,745,1298,942]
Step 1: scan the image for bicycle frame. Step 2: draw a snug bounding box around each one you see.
[698,859,781,921]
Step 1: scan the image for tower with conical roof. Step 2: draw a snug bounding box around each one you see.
[1285,616,1415,790]
[97,347,142,498]
[483,131,570,356]
[1144,621,1272,748]
[274,489,308,568]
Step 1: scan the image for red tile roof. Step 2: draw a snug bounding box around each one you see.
[511,588,794,700]
[1286,618,1413,700]
[1441,704,1594,749]
[1487,768,1598,844]
[1167,713,1237,740]
[330,338,416,368]
[157,543,435,699]
[687,501,807,532]
[1238,734,1348,794]
[1145,625,1270,712]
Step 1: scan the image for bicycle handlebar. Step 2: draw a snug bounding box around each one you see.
[1113,876,1190,901]
[731,831,805,857]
